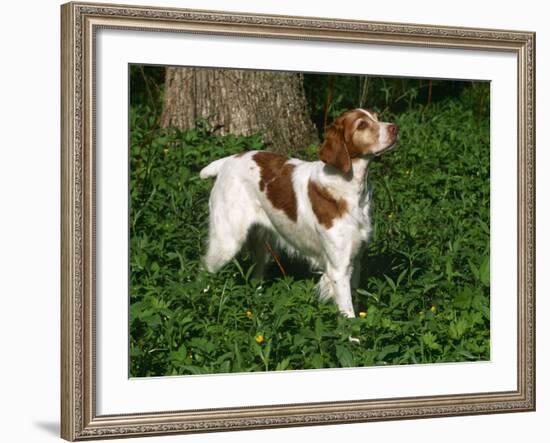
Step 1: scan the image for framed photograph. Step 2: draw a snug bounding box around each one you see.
[61,1,536,440]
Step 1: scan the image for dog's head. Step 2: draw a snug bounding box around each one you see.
[319,109,399,174]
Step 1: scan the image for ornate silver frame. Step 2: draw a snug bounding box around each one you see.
[61,2,536,440]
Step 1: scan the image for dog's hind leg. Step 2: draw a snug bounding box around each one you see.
[204,216,252,273]
[203,180,256,273]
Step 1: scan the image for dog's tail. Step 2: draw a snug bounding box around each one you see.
[199,156,233,179]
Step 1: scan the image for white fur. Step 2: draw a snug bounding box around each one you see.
[199,109,397,318]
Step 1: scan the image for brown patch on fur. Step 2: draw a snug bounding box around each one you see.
[307,179,348,229]
[319,119,351,174]
[253,151,297,222]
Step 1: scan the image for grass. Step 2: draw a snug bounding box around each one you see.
[129,87,490,377]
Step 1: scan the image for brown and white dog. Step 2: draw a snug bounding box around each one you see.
[199,109,398,318]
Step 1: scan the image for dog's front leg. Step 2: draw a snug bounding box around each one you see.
[327,266,355,318]
[329,267,361,343]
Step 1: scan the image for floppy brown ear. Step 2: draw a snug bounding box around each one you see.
[319,122,351,174]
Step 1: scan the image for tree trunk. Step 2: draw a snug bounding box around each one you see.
[161,67,318,154]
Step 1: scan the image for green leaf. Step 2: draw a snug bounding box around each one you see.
[422,332,441,351]
[453,287,473,310]
[396,268,408,287]
[310,354,324,369]
[365,306,380,327]
[180,365,208,375]
[467,259,480,280]
[314,318,325,342]
[233,341,243,372]
[335,345,354,367]
[378,344,399,361]
[479,256,490,287]
[275,358,291,371]
[450,318,470,340]
[383,274,397,292]
[445,256,453,281]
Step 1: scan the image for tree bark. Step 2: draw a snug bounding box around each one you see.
[161,67,318,154]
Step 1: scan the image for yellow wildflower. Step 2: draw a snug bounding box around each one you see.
[246,310,253,319]
[255,334,264,344]
[359,311,367,318]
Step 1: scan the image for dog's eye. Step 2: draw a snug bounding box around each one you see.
[357,120,368,130]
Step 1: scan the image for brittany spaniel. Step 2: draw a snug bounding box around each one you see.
[199,109,398,318]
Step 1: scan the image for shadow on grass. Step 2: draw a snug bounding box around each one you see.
[236,245,411,290]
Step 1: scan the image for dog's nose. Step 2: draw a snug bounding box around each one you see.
[388,124,399,136]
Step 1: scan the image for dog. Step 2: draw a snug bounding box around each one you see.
[199,109,398,318]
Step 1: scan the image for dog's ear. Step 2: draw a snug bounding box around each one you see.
[319,120,351,174]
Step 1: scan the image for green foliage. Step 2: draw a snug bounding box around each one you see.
[129,65,165,110]
[303,73,487,136]
[129,74,490,377]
